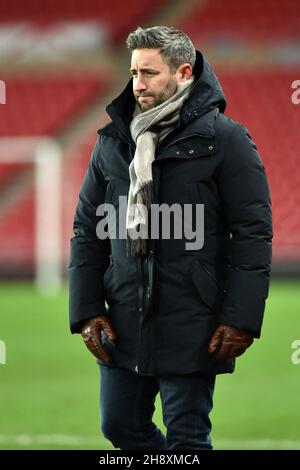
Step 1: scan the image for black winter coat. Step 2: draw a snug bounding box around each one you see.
[69,51,272,376]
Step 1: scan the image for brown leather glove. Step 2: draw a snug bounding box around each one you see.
[81,315,117,363]
[208,324,254,361]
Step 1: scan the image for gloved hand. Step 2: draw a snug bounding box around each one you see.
[81,315,117,363]
[208,324,254,361]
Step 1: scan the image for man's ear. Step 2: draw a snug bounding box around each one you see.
[176,63,193,82]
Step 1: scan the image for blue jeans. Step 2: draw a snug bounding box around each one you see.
[99,364,215,450]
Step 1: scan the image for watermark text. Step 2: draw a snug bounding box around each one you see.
[0,340,6,364]
[96,197,204,251]
[291,339,300,365]
[0,80,6,104]
[291,80,300,105]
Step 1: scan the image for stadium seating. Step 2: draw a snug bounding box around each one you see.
[0,73,107,274]
[177,0,300,44]
[0,75,106,137]
[216,68,300,260]
[0,0,168,41]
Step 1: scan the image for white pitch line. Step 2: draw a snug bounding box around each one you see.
[215,439,300,450]
[0,435,300,449]
[0,435,100,446]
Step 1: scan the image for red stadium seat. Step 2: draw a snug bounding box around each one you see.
[216,68,300,260]
[177,0,300,44]
[0,0,168,41]
[0,75,106,137]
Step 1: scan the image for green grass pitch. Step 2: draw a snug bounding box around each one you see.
[0,280,299,450]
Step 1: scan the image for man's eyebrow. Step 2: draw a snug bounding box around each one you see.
[130,68,158,74]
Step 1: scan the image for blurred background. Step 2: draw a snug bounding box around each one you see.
[0,0,299,450]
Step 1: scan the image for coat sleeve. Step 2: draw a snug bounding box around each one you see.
[217,123,273,337]
[69,136,111,333]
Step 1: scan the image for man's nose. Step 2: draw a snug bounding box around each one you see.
[134,74,147,92]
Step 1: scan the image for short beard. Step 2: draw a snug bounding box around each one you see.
[136,78,177,112]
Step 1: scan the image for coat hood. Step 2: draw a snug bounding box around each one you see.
[103,50,226,139]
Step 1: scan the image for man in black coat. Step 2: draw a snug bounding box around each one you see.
[69,26,272,450]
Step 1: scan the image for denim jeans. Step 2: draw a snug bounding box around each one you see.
[99,364,215,450]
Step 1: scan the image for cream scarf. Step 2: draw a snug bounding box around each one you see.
[126,76,195,256]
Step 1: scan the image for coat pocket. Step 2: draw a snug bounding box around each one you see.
[187,259,225,313]
[103,260,114,300]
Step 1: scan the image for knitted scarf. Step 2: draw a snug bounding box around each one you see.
[126,77,195,257]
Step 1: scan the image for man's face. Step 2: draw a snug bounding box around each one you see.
[130,48,178,112]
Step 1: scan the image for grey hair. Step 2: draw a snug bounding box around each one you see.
[126,26,196,71]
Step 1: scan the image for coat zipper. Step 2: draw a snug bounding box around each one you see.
[135,256,145,373]
[135,252,153,373]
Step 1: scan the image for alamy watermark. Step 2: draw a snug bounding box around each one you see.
[96,196,204,250]
[291,339,300,365]
[291,80,300,105]
[0,340,6,365]
[0,80,6,104]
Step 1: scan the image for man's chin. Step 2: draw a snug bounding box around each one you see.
[136,96,156,112]
[139,103,155,112]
